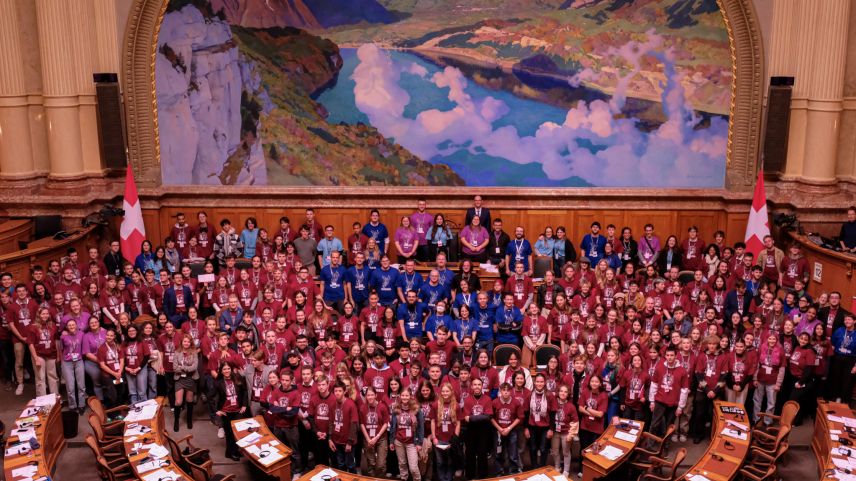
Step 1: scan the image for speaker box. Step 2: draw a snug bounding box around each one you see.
[34,215,63,240]
[93,73,127,171]
[763,76,794,175]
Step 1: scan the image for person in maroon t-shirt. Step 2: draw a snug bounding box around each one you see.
[462,378,492,479]
[214,362,247,461]
[786,332,816,425]
[648,346,689,440]
[690,336,724,443]
[328,382,359,472]
[432,383,462,481]
[97,329,126,408]
[309,376,335,467]
[491,383,524,475]
[578,374,608,452]
[123,324,150,404]
[619,354,650,423]
[551,384,579,477]
[360,388,390,477]
[28,308,58,398]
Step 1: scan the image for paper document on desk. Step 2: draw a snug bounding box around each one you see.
[309,468,339,481]
[614,431,637,443]
[833,457,854,470]
[844,418,856,428]
[598,445,624,461]
[15,416,39,428]
[146,444,170,459]
[20,407,39,418]
[234,418,260,432]
[720,427,747,441]
[11,427,36,441]
[33,394,57,407]
[142,469,179,481]
[124,404,157,422]
[552,474,568,481]
[725,420,748,431]
[236,432,262,447]
[137,460,163,474]
[11,465,38,479]
[686,474,711,481]
[523,473,553,481]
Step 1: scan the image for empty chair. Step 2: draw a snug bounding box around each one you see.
[493,344,522,367]
[740,442,789,481]
[754,400,798,437]
[737,464,779,481]
[639,447,687,481]
[164,432,211,474]
[534,344,561,370]
[88,413,123,447]
[95,455,137,481]
[87,396,127,434]
[629,424,677,472]
[751,424,790,455]
[533,256,553,279]
[187,458,236,481]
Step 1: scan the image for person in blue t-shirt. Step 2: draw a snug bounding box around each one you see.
[580,221,607,264]
[362,209,390,255]
[425,300,453,341]
[369,256,399,306]
[396,259,424,303]
[418,270,449,312]
[472,292,497,354]
[319,251,347,313]
[434,252,456,291]
[495,293,523,346]
[397,290,428,342]
[345,251,371,312]
[316,225,344,268]
[453,304,479,347]
[505,226,533,276]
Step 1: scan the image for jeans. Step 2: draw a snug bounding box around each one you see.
[528,425,550,468]
[146,365,157,400]
[126,369,148,404]
[363,435,388,477]
[84,359,104,400]
[551,433,572,474]
[203,373,219,425]
[334,444,356,473]
[34,357,58,397]
[677,395,694,437]
[61,359,87,410]
[434,441,454,481]
[394,440,421,481]
[725,386,748,405]
[650,402,677,441]
[497,428,522,474]
[466,423,492,478]
[752,383,777,424]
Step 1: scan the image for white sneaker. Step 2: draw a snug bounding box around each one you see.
[15,384,23,395]
[679,435,687,443]
[577,472,583,478]
[670,434,679,442]
[217,427,225,438]
[292,474,300,481]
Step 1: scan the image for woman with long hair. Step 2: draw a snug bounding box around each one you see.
[425,214,451,261]
[60,317,87,413]
[29,307,59,397]
[432,383,461,481]
[416,381,436,481]
[389,387,425,481]
[173,333,199,431]
[214,362,248,460]
[123,324,149,404]
[551,384,579,477]
[140,321,160,400]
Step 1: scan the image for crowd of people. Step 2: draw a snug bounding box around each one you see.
[3,197,856,481]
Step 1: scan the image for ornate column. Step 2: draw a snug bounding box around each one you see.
[68,0,103,175]
[836,1,856,184]
[35,0,85,179]
[0,0,36,179]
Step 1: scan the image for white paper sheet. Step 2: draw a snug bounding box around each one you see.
[234,418,260,432]
[687,474,712,481]
[146,444,170,459]
[720,428,747,441]
[309,468,340,481]
[523,473,553,481]
[552,475,569,481]
[614,431,638,443]
[124,404,158,422]
[236,432,262,447]
[11,465,38,478]
[832,457,853,471]
[11,427,36,441]
[142,468,179,481]
[32,394,57,407]
[598,445,624,461]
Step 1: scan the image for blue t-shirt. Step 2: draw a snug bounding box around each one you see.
[494,306,523,345]
[370,267,399,305]
[362,223,390,254]
[316,237,343,267]
[580,234,607,263]
[505,239,533,271]
[320,264,347,302]
[436,269,455,291]
[396,271,424,297]
[453,317,479,342]
[419,283,449,311]
[424,313,453,337]
[472,304,497,340]
[345,266,371,303]
[240,229,259,258]
[396,302,428,339]
[453,292,476,313]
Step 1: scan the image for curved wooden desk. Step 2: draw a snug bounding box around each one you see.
[813,400,856,480]
[3,394,65,481]
[0,225,97,283]
[0,219,33,255]
[231,415,292,480]
[788,231,856,301]
[680,401,750,481]
[299,465,562,481]
[582,418,645,481]
[122,397,193,481]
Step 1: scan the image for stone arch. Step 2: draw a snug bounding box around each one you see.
[122,0,764,190]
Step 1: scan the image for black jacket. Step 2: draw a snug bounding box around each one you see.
[214,374,249,412]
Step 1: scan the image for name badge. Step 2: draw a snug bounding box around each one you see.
[764,366,772,375]
[70,353,79,362]
[405,427,412,437]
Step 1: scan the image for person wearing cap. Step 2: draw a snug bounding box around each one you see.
[580,222,607,265]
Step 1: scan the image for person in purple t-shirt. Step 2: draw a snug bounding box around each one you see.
[60,318,87,413]
[410,199,433,262]
[394,217,419,264]
[82,317,107,402]
[460,216,489,262]
[638,223,662,268]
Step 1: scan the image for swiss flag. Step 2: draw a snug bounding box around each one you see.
[744,168,770,257]
[120,165,146,263]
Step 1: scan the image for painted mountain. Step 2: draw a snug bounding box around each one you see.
[155,0,731,187]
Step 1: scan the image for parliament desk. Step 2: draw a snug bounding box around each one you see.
[812,400,856,480]
[0,219,33,255]
[299,465,563,481]
[680,401,750,481]
[231,415,292,480]
[3,394,65,481]
[582,418,645,481]
[122,397,193,481]
[0,225,96,284]
[789,231,856,303]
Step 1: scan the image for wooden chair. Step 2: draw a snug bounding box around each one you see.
[187,458,236,481]
[87,396,128,434]
[629,424,676,472]
[751,424,790,455]
[164,432,211,474]
[96,455,137,481]
[85,434,127,480]
[88,413,123,446]
[737,464,779,481]
[638,447,686,481]
[753,400,798,437]
[493,344,521,367]
[740,442,788,481]
[534,344,561,370]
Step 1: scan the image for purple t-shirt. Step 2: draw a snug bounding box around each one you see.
[60,311,91,333]
[395,228,417,256]
[61,330,85,362]
[461,226,489,255]
[410,212,433,245]
[639,235,661,263]
[82,329,107,358]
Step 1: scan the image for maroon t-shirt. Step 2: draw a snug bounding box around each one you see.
[360,401,390,439]
[432,403,462,442]
[578,388,608,434]
[310,392,336,434]
[28,324,58,358]
[651,362,689,406]
[491,396,524,429]
[330,398,359,445]
[553,398,579,433]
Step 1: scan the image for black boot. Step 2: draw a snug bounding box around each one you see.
[186,401,194,429]
[173,404,182,432]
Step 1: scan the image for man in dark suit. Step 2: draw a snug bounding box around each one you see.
[163,271,194,328]
[819,291,848,334]
[723,279,753,325]
[465,195,491,229]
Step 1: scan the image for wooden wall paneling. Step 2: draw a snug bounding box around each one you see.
[725,212,750,245]
[575,211,607,241]
[142,209,162,245]
[622,211,676,241]
[676,211,721,244]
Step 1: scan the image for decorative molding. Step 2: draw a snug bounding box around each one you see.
[122,0,766,191]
